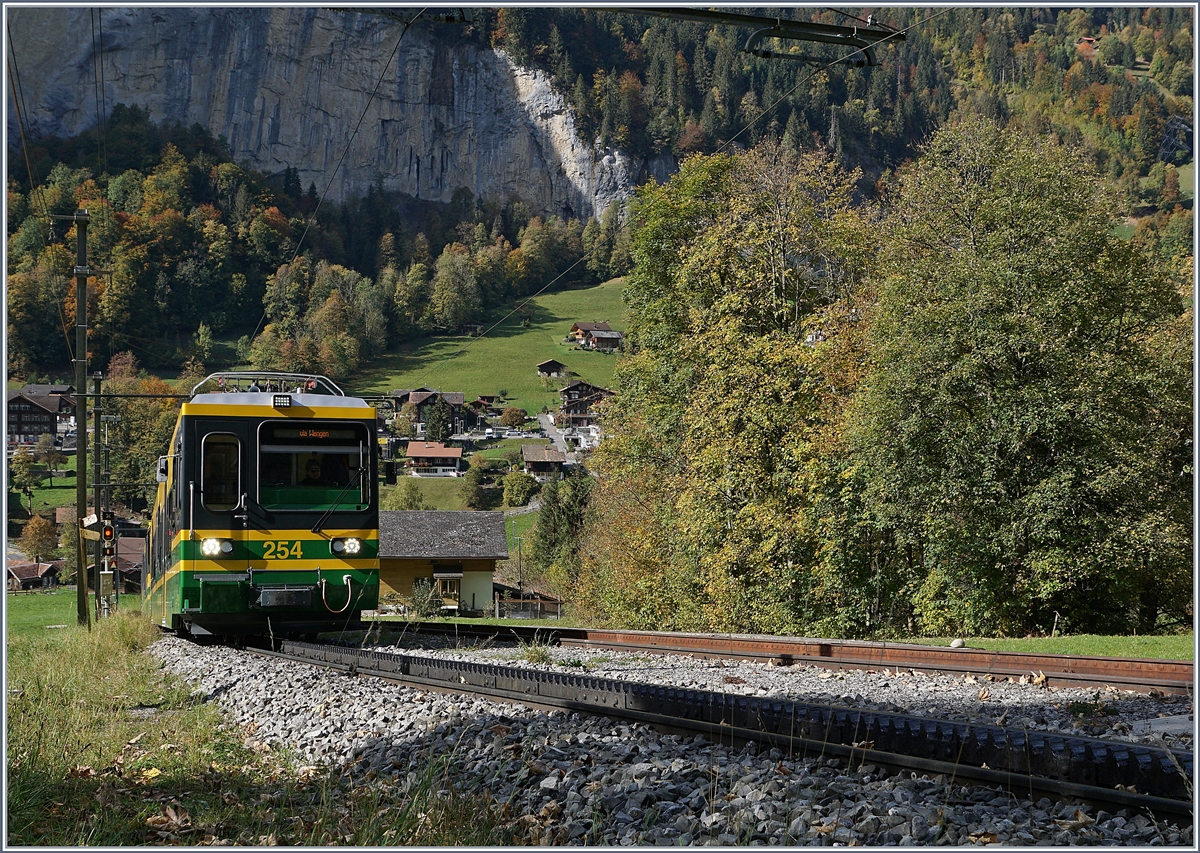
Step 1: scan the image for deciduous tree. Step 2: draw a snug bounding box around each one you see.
[851,117,1189,636]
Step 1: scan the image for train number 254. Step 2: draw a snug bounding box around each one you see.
[262,540,303,559]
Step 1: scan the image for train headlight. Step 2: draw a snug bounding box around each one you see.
[331,537,362,556]
[200,538,233,557]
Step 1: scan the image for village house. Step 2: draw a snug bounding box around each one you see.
[558,380,613,430]
[390,389,477,435]
[404,441,463,477]
[20,385,76,431]
[378,510,508,614]
[536,359,568,378]
[521,444,566,480]
[567,321,612,343]
[583,329,624,352]
[7,560,61,590]
[7,391,61,445]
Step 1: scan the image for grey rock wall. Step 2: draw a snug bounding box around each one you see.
[7,7,673,218]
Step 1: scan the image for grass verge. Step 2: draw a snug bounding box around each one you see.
[900,633,1194,660]
[6,599,507,845]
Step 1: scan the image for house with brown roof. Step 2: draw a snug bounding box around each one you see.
[391,389,479,434]
[558,380,613,429]
[7,560,61,590]
[536,359,568,378]
[378,510,508,614]
[521,444,566,480]
[568,321,612,343]
[7,391,60,444]
[404,441,463,477]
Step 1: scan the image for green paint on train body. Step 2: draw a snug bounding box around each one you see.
[170,538,380,562]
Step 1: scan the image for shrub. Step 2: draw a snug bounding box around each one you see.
[502,471,539,507]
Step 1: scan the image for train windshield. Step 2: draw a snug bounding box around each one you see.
[258,421,371,512]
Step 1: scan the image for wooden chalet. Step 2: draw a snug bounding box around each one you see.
[7,391,61,444]
[568,321,612,343]
[584,329,623,352]
[536,359,568,378]
[378,511,508,614]
[7,560,62,590]
[558,380,613,429]
[521,444,566,480]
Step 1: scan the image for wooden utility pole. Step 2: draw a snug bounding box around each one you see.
[92,372,102,622]
[61,209,90,628]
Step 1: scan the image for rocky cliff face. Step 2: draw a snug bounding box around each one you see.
[7,7,673,219]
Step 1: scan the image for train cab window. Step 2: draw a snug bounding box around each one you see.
[258,421,370,511]
[201,433,240,511]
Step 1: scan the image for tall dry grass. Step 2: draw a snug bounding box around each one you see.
[6,609,506,845]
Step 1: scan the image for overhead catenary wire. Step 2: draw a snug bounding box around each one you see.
[408,7,946,391]
[90,8,109,178]
[7,31,77,363]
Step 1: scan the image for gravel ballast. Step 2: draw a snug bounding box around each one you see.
[150,634,1194,846]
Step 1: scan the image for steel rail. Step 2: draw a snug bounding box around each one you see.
[238,639,1194,822]
[391,622,1194,695]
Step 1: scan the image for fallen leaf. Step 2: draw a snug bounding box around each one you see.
[1054,810,1094,831]
[775,762,792,776]
[127,732,146,746]
[969,830,999,844]
[818,671,833,679]
[977,687,990,701]
[1032,671,1047,686]
[812,823,836,834]
[852,740,875,750]
[964,674,977,685]
[139,767,162,781]
[67,765,95,778]
[488,724,512,737]
[723,676,746,685]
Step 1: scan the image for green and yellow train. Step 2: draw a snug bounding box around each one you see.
[143,372,380,638]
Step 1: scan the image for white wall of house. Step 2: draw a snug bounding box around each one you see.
[461,571,493,612]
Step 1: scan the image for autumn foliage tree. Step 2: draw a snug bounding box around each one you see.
[850,117,1192,636]
[19,515,59,565]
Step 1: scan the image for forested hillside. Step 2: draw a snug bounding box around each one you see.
[7,7,1191,381]
[492,6,1192,199]
[551,118,1192,638]
[7,107,629,379]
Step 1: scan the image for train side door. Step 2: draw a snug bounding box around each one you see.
[194,421,252,610]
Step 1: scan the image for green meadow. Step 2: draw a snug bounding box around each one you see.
[350,279,627,414]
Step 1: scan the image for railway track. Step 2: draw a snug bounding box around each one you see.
[390,622,1195,695]
[246,637,1195,822]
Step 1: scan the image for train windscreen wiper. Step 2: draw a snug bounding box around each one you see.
[310,466,368,534]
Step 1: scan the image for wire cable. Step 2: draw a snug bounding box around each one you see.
[246,8,427,346]
[7,37,76,363]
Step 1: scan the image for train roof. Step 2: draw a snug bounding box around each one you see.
[185,391,373,408]
[180,371,376,417]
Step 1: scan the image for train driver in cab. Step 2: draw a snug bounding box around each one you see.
[299,457,325,487]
